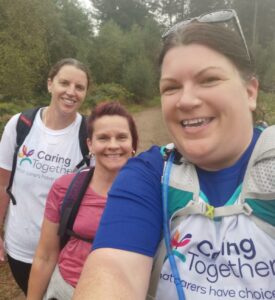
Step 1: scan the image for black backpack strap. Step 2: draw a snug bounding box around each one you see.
[6,107,41,205]
[58,167,94,249]
[75,115,90,171]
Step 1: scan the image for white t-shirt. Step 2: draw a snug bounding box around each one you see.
[0,108,84,263]
[157,207,275,299]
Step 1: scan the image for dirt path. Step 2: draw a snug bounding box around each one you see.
[0,106,170,300]
[133,105,170,152]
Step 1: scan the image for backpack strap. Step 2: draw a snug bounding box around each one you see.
[6,107,41,205]
[58,167,94,249]
[74,115,90,171]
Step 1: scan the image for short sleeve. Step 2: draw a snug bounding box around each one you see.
[0,114,20,170]
[93,146,164,257]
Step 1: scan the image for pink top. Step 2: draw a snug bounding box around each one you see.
[45,173,106,287]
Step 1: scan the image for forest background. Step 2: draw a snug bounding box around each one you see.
[0,0,275,298]
[1,0,275,135]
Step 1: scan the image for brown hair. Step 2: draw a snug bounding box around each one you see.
[48,58,91,88]
[159,22,255,81]
[87,101,138,152]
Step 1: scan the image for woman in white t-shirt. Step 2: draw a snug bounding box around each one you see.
[0,58,91,295]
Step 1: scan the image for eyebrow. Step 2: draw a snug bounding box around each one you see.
[195,66,225,77]
[160,66,225,83]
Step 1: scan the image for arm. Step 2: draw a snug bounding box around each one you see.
[0,114,19,261]
[73,248,153,300]
[0,168,11,261]
[27,218,60,300]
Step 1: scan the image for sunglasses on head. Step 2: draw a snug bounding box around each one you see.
[162,9,251,63]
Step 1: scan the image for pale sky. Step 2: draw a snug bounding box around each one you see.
[78,0,93,10]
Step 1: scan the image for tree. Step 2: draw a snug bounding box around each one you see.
[122,55,156,102]
[147,0,189,26]
[91,0,150,30]
[88,21,125,84]
[0,0,94,100]
[0,0,48,99]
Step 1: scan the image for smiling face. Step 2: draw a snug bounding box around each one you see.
[47,65,88,117]
[160,44,258,170]
[88,115,133,174]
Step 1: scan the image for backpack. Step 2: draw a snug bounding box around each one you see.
[147,125,275,300]
[58,167,95,249]
[6,107,90,205]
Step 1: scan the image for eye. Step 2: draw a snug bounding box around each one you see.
[200,76,221,86]
[97,135,108,141]
[117,134,128,141]
[60,80,69,86]
[160,85,181,95]
[76,84,86,91]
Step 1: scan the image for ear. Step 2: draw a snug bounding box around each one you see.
[246,76,258,112]
[86,138,93,153]
[47,78,52,93]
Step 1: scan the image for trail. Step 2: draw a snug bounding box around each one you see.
[133,106,171,152]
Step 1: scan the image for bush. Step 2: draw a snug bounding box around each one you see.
[83,83,134,110]
[122,56,156,103]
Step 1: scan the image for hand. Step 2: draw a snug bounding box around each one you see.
[0,236,5,262]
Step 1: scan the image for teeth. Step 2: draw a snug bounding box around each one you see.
[106,154,121,157]
[182,118,211,127]
[63,98,76,104]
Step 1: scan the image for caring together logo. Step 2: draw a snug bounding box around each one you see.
[17,144,72,175]
[164,231,192,263]
[160,231,275,298]
[18,145,34,165]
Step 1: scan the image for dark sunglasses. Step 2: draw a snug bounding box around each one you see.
[162,9,251,63]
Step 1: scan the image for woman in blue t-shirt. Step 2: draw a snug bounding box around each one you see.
[73,10,274,300]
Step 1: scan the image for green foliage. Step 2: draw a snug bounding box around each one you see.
[0,0,94,100]
[84,83,134,109]
[88,21,125,84]
[91,0,150,30]
[88,19,161,103]
[122,56,156,102]
[0,0,275,108]
[0,101,31,135]
[257,91,275,125]
[0,0,48,99]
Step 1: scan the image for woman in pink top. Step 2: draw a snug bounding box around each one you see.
[27,101,138,300]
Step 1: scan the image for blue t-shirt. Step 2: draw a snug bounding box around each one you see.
[197,128,261,207]
[93,129,261,257]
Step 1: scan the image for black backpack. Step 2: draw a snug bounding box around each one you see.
[6,107,90,205]
[58,167,95,249]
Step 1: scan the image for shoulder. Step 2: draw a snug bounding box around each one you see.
[2,113,21,132]
[110,146,163,198]
[45,172,77,220]
[126,146,164,176]
[52,172,76,191]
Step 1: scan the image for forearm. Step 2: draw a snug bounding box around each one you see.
[73,249,152,300]
[27,255,58,300]
[0,168,11,261]
[27,219,60,300]
[0,195,9,227]
[0,171,10,226]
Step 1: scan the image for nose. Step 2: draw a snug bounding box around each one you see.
[177,85,201,110]
[66,84,76,96]
[108,138,120,149]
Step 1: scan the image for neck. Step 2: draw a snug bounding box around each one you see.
[90,168,118,197]
[43,106,76,130]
